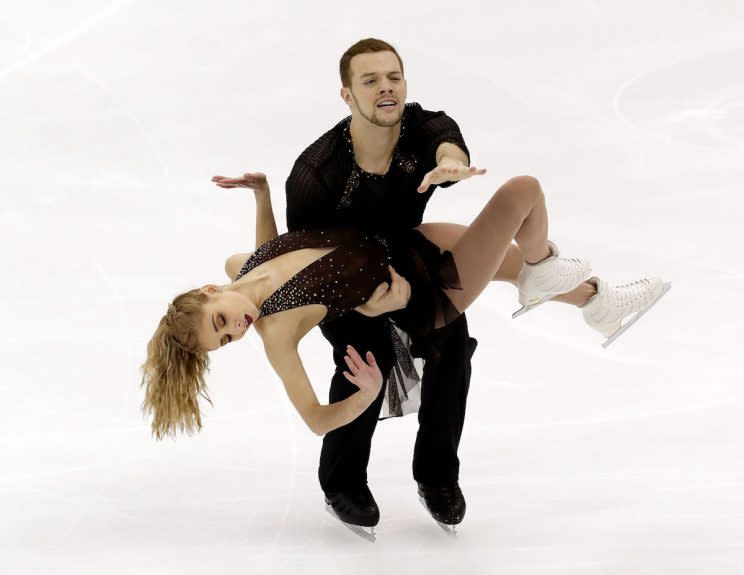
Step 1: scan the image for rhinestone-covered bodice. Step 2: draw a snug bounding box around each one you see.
[234,228,391,324]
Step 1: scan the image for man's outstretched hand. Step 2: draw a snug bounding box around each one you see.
[417,159,486,193]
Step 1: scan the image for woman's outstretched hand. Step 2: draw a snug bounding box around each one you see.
[212,172,269,194]
[343,345,383,402]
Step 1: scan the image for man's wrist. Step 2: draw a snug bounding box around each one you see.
[435,142,470,167]
[438,155,466,168]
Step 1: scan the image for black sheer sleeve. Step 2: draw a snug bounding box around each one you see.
[285,158,337,231]
[420,112,471,189]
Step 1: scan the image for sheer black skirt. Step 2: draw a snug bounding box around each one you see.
[372,228,464,419]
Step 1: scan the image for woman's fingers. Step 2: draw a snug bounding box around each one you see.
[344,354,358,374]
[346,345,374,373]
[346,345,364,366]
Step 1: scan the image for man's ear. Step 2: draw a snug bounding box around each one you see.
[339,87,351,107]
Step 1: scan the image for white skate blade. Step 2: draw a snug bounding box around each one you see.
[325,503,376,542]
[512,295,555,319]
[601,282,672,349]
[418,495,457,536]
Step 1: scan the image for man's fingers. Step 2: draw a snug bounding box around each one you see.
[371,282,388,297]
[417,175,431,193]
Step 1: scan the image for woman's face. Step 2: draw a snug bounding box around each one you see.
[196,287,258,352]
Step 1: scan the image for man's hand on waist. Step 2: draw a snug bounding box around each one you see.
[355,265,411,317]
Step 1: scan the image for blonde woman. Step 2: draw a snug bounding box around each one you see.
[141,171,668,445]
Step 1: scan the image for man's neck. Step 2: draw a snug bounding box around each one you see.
[349,115,401,174]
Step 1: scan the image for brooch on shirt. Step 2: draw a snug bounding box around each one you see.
[337,115,419,210]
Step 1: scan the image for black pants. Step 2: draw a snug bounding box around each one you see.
[318,311,477,493]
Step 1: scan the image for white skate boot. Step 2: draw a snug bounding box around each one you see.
[580,275,672,348]
[513,241,592,318]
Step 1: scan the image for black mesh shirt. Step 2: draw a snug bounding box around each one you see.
[285,102,470,234]
[284,103,471,418]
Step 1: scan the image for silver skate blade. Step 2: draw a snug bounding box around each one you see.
[602,282,672,349]
[418,495,457,536]
[512,295,555,319]
[325,503,376,542]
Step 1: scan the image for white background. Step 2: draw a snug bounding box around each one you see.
[1,1,743,573]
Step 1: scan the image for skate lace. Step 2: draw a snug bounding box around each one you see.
[556,257,585,273]
[610,278,652,312]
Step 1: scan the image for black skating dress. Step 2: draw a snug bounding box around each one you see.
[234,227,463,418]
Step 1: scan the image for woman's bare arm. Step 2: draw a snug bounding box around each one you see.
[212,171,279,249]
[262,334,374,436]
[253,184,278,248]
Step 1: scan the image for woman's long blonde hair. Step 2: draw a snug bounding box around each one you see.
[139,288,214,440]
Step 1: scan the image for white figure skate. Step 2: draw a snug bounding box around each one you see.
[580,275,671,348]
[513,241,592,318]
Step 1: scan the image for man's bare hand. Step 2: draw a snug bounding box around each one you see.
[417,158,486,193]
[355,265,411,317]
[212,172,269,194]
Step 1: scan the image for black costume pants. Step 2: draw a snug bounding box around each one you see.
[318,311,477,493]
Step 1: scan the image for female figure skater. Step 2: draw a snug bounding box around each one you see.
[140,172,668,441]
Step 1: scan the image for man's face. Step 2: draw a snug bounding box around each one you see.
[343,51,407,127]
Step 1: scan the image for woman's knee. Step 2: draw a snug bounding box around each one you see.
[497,175,543,210]
[505,175,542,198]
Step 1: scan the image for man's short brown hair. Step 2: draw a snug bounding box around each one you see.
[339,38,404,88]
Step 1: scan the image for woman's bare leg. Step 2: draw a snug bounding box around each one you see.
[416,222,596,306]
[415,176,582,326]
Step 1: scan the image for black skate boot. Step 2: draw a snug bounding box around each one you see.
[324,484,380,542]
[417,481,466,536]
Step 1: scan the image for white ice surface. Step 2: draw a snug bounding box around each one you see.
[1,1,743,573]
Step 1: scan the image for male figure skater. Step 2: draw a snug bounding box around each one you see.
[283,38,483,537]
